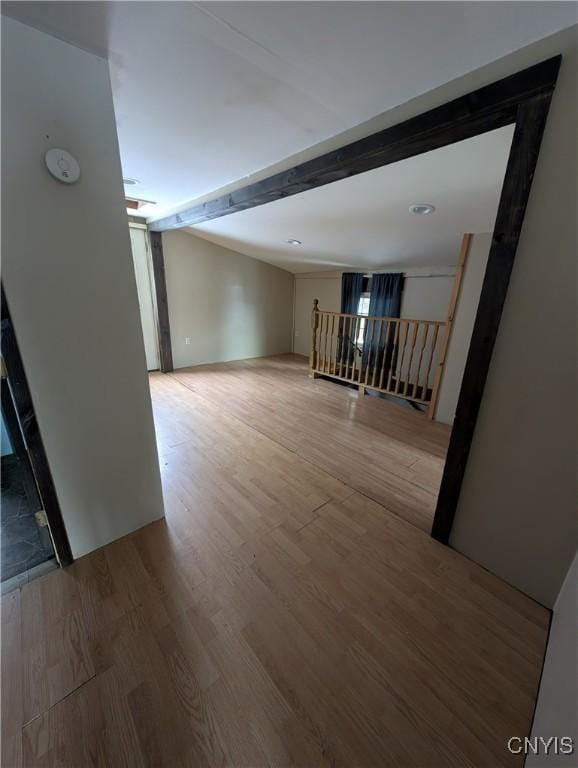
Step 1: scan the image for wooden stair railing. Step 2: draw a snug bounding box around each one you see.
[309,302,446,414]
[308,235,472,419]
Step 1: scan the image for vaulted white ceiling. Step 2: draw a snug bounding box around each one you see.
[3,1,576,225]
[189,125,515,272]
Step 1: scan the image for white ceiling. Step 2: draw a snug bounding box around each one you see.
[3,1,576,223]
[189,125,515,273]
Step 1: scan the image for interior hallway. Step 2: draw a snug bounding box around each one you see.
[1,357,549,767]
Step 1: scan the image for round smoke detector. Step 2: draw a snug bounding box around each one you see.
[45,148,81,184]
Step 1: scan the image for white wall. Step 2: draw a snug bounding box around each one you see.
[435,234,492,425]
[293,272,341,357]
[163,230,293,369]
[527,551,578,766]
[401,272,454,322]
[447,28,578,608]
[1,18,165,557]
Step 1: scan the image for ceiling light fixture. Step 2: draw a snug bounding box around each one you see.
[286,238,302,246]
[409,203,435,215]
[123,177,139,186]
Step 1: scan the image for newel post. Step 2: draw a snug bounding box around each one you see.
[309,298,319,377]
[427,233,472,420]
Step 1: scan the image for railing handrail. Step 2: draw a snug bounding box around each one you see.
[310,299,448,411]
[313,308,446,325]
[310,234,472,418]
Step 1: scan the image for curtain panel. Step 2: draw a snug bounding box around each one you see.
[337,273,364,364]
[362,273,404,375]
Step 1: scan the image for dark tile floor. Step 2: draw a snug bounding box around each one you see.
[1,456,54,582]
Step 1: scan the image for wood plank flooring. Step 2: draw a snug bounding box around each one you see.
[1,355,549,767]
[171,355,451,532]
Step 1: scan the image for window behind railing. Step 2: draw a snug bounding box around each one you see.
[356,294,371,344]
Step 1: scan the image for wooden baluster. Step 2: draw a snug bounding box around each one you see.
[317,313,322,371]
[316,313,321,371]
[371,319,383,388]
[342,315,349,378]
[318,313,323,372]
[356,315,367,395]
[341,315,347,379]
[403,321,419,396]
[413,323,430,399]
[349,315,357,382]
[340,315,345,378]
[350,315,356,381]
[310,299,319,375]
[353,315,359,382]
[329,314,335,374]
[368,318,377,387]
[320,313,327,372]
[386,320,400,392]
[325,314,331,373]
[357,315,365,384]
[364,317,373,384]
[327,314,333,374]
[378,321,393,390]
[356,316,362,384]
[364,318,374,386]
[357,316,363,381]
[424,324,440,400]
[334,314,339,375]
[344,316,351,380]
[354,316,362,382]
[333,315,339,374]
[396,322,409,394]
[326,313,331,374]
[334,315,341,376]
[350,316,357,381]
[319,312,327,371]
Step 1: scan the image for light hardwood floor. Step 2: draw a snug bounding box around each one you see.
[171,355,451,533]
[2,355,549,767]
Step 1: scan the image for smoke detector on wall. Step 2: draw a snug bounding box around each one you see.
[45,149,80,184]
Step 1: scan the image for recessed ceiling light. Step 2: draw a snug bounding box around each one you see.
[286,238,302,246]
[123,177,139,186]
[409,203,435,215]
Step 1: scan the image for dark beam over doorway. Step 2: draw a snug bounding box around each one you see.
[149,55,561,547]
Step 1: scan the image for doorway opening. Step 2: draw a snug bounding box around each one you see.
[148,56,560,544]
[1,375,55,587]
[129,222,161,372]
[1,286,72,591]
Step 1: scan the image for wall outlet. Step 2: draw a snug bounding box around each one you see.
[294,330,300,337]
[185,337,191,345]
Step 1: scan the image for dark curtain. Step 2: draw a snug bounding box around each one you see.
[338,273,364,365]
[362,273,404,377]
